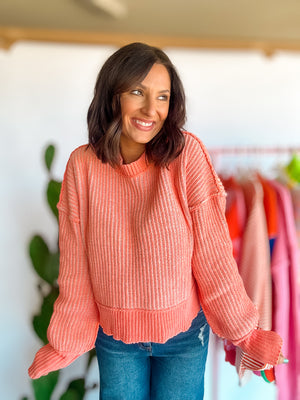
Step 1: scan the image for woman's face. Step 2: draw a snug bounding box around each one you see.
[119,63,171,162]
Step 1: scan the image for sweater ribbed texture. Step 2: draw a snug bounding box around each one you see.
[28,131,282,379]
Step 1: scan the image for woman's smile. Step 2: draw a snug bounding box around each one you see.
[132,118,154,129]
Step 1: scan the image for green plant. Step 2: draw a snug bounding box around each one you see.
[285,154,300,184]
[24,144,97,400]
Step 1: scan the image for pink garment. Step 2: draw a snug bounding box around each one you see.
[291,188,300,297]
[236,178,273,379]
[269,180,300,400]
[239,178,272,331]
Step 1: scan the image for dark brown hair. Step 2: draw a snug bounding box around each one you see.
[87,42,186,167]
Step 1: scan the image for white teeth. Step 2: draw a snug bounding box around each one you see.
[134,119,153,127]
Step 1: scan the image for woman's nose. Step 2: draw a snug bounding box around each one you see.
[141,96,156,116]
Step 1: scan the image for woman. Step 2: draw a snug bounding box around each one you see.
[29,42,285,399]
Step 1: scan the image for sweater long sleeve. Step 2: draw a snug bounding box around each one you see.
[191,196,282,365]
[28,157,100,379]
[185,138,282,365]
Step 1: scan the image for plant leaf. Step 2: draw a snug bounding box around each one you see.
[32,288,59,344]
[59,389,81,400]
[45,144,55,173]
[29,235,50,281]
[29,235,59,285]
[286,154,300,183]
[68,379,85,399]
[59,379,86,400]
[86,348,97,371]
[47,180,62,220]
[32,370,60,400]
[44,251,60,284]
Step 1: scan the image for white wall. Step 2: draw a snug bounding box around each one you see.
[1,41,299,400]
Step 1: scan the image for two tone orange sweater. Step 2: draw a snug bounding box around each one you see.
[29,132,282,379]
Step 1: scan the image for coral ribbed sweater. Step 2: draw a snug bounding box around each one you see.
[28,132,282,379]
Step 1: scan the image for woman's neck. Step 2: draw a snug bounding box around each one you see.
[120,143,146,164]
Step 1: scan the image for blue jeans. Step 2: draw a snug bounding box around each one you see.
[95,310,210,400]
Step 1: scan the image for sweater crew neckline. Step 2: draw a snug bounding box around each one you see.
[117,151,150,177]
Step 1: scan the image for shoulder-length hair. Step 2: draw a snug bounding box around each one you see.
[87,42,186,167]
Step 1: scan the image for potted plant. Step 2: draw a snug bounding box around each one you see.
[23,145,96,400]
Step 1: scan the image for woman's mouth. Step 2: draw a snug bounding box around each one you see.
[132,118,155,129]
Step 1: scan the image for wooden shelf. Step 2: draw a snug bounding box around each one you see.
[1,26,300,56]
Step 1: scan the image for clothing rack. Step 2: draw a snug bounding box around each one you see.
[208,145,300,400]
[208,146,300,178]
[208,146,300,155]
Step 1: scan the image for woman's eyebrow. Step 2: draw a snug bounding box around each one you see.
[135,82,170,93]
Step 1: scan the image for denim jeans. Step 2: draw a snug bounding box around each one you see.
[95,310,210,400]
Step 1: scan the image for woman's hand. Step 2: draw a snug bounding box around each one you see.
[277,352,289,364]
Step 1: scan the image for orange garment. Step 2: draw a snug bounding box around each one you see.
[28,132,282,379]
[258,174,278,247]
[221,177,246,264]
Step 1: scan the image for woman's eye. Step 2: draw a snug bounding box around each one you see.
[158,95,169,101]
[131,89,142,96]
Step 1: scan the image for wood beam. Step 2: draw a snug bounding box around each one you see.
[1,26,300,56]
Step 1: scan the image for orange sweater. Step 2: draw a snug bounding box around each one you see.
[28,132,282,379]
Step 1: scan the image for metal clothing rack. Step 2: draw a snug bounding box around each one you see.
[208,146,300,155]
[207,146,300,180]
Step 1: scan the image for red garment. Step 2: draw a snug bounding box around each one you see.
[222,177,246,264]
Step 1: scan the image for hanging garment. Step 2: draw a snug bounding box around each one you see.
[239,178,272,331]
[270,180,300,400]
[290,187,300,400]
[235,178,273,380]
[258,175,278,255]
[291,187,300,293]
[222,177,246,265]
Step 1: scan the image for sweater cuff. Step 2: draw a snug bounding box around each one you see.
[28,343,80,379]
[232,328,283,365]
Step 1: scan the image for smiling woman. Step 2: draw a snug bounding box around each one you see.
[28,42,286,400]
[87,42,186,168]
